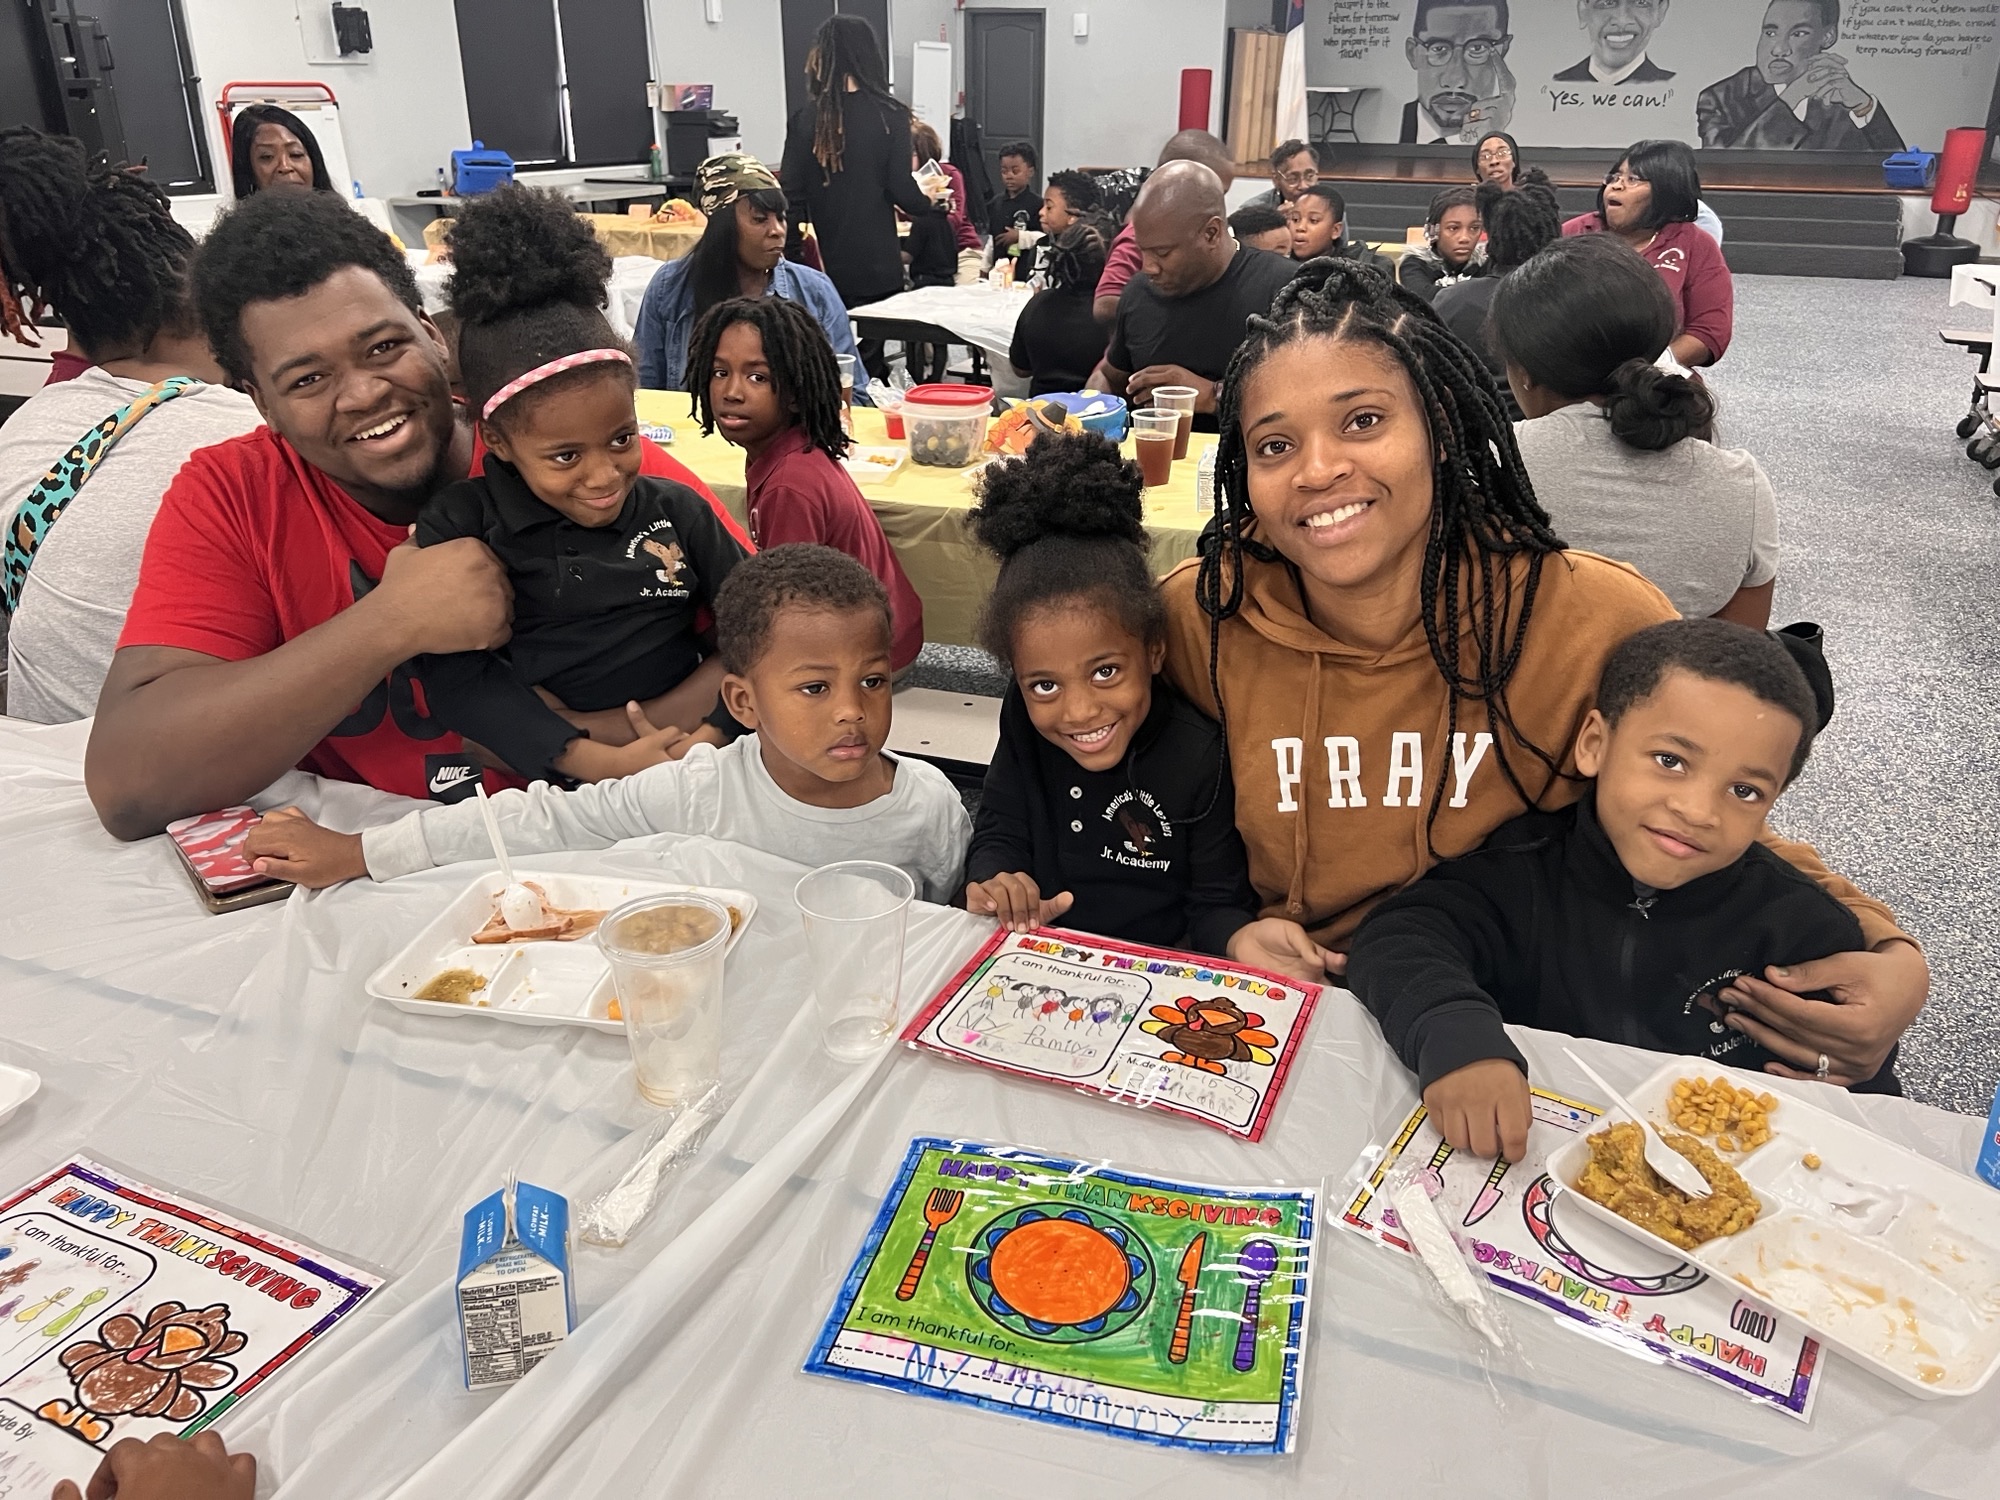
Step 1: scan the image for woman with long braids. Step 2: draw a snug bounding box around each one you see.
[1159,259,1927,1079]
[0,127,258,722]
[778,15,946,376]
[632,152,861,393]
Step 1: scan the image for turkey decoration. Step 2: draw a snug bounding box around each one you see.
[37,1301,246,1445]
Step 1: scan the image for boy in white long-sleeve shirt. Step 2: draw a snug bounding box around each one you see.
[244,545,970,901]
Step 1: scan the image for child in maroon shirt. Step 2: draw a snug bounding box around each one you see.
[686,295,925,671]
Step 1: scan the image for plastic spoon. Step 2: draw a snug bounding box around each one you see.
[1564,1048,1711,1198]
[473,784,542,930]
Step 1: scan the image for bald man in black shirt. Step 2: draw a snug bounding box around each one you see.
[1096,162,1296,430]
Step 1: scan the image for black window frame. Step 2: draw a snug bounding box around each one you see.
[454,0,654,170]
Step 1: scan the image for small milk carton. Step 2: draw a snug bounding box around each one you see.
[456,1180,575,1390]
[1977,1080,2000,1190]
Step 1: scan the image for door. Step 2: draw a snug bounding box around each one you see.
[780,0,893,125]
[965,10,1044,194]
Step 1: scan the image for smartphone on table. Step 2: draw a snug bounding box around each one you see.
[166,807,294,914]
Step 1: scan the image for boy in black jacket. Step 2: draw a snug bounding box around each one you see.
[1350,619,1894,1164]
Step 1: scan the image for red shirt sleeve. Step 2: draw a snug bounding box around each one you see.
[1675,228,1736,362]
[116,448,280,661]
[638,436,754,551]
[1096,226,1142,303]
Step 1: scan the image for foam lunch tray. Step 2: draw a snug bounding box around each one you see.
[366,869,755,1034]
[0,1063,39,1125]
[1549,1058,2000,1398]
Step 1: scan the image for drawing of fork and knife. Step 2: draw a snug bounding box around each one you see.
[1169,1234,1279,1374]
[1414,1136,1515,1227]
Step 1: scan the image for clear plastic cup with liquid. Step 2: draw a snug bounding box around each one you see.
[795,861,914,1062]
[598,893,733,1106]
[1151,385,1198,460]
[1132,409,1179,488]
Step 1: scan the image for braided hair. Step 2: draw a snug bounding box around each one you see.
[1043,222,1107,295]
[0,127,196,360]
[1477,179,1562,271]
[446,185,631,433]
[1201,257,1568,853]
[685,294,849,462]
[805,16,905,179]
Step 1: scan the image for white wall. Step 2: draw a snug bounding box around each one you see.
[958,0,1229,172]
[180,0,472,199]
[649,0,791,164]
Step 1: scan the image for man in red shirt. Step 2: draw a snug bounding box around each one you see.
[86,190,736,838]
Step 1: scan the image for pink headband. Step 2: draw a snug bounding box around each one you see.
[481,348,632,421]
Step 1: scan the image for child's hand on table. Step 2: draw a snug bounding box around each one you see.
[1226,917,1343,984]
[243,808,367,889]
[965,872,1074,933]
[1424,1059,1532,1163]
[54,1430,256,1500]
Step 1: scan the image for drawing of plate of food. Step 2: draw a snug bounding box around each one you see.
[967,1204,1153,1343]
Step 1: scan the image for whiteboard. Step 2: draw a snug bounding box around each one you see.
[911,40,953,131]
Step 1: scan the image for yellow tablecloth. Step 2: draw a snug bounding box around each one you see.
[635,391,1211,648]
[581,215,704,262]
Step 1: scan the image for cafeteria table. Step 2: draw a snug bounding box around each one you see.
[634,390,1210,648]
[0,719,1992,1496]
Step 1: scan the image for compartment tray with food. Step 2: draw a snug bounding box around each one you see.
[1548,1058,2000,1398]
[366,870,755,1034]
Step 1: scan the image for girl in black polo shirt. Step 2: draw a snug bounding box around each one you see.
[961,433,1332,979]
[415,187,753,785]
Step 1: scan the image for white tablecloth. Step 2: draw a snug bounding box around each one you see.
[847,282,1036,365]
[409,255,666,341]
[0,716,1992,1497]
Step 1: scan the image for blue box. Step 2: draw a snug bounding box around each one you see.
[452,141,515,197]
[1978,1080,2000,1190]
[456,1181,573,1389]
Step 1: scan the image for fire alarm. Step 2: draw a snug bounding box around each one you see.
[332,4,372,56]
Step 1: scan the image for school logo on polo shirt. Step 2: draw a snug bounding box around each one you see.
[625,520,693,600]
[1101,789,1171,872]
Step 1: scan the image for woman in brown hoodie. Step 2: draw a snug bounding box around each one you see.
[1160,259,1924,1087]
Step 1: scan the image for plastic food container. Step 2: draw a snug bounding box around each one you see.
[901,383,993,467]
[1548,1058,2000,1398]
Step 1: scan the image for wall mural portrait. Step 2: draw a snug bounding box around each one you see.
[1695,0,1903,150]
[1554,0,1676,86]
[1401,0,1518,143]
[1309,0,1990,151]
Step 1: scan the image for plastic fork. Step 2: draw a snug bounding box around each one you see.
[1564,1048,1710,1198]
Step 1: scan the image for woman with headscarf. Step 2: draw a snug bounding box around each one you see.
[229,105,335,199]
[1472,130,1522,188]
[633,153,861,393]
[779,15,945,374]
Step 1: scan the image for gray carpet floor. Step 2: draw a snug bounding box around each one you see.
[913,271,2000,1118]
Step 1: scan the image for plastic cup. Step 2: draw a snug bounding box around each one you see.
[1132,409,1179,488]
[598,893,733,1107]
[834,353,856,409]
[1152,386,1198,460]
[795,861,914,1062]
